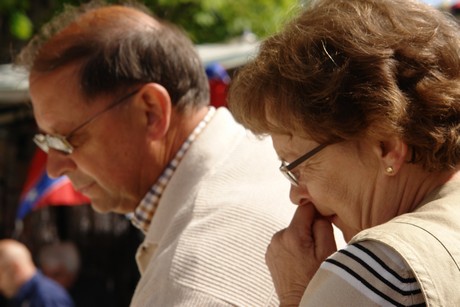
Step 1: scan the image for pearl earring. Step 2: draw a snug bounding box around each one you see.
[386,166,394,174]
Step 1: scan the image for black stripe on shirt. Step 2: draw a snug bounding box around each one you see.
[338,248,421,296]
[354,243,417,283]
[326,258,421,307]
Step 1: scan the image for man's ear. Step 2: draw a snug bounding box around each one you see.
[377,137,408,175]
[138,83,172,139]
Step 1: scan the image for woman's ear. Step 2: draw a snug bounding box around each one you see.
[378,137,408,175]
[139,83,172,140]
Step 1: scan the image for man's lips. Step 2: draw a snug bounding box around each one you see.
[76,182,95,195]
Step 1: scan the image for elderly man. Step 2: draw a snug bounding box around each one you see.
[16,2,299,306]
[0,239,74,307]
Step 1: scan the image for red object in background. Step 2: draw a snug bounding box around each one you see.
[209,79,229,108]
[16,150,89,220]
[451,1,460,14]
[206,63,231,108]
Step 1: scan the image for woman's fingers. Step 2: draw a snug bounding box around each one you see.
[265,204,337,305]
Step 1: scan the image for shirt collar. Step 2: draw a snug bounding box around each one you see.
[128,107,216,233]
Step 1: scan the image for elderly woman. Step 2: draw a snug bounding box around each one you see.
[228,0,460,305]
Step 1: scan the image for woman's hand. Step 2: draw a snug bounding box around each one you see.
[265,204,337,306]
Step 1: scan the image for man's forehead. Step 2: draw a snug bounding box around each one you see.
[29,62,81,91]
[29,64,95,134]
[29,66,83,109]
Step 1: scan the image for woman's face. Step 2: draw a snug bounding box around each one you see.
[271,133,395,240]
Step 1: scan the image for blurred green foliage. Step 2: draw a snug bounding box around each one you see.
[0,0,301,63]
[1,0,32,39]
[9,11,33,39]
[143,0,298,43]
[2,0,299,43]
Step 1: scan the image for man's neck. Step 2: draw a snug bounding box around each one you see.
[163,106,210,163]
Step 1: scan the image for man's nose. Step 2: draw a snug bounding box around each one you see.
[46,149,76,178]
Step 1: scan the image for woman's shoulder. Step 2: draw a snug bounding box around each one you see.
[300,241,425,306]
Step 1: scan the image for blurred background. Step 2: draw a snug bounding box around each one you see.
[0,0,457,306]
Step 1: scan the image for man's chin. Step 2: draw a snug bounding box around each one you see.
[89,202,113,214]
[90,201,133,214]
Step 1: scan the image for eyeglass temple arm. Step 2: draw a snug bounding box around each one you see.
[286,143,328,171]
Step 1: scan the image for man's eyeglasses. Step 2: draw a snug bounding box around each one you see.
[33,88,140,155]
[279,143,328,186]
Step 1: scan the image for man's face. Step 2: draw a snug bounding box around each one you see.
[28,63,154,214]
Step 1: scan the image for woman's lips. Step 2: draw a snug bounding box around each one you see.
[327,215,337,224]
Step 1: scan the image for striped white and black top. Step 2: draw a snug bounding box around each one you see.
[301,240,426,306]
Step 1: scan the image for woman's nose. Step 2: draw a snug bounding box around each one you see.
[289,184,311,206]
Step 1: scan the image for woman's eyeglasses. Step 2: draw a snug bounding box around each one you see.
[279,143,328,186]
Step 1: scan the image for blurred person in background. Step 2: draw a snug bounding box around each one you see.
[0,239,74,307]
[38,241,81,291]
[228,0,460,305]
[15,1,302,305]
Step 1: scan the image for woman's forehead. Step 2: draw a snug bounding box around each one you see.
[271,133,317,153]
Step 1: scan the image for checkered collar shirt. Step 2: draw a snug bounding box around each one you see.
[128,107,216,234]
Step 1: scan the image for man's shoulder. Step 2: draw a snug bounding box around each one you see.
[33,273,74,306]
